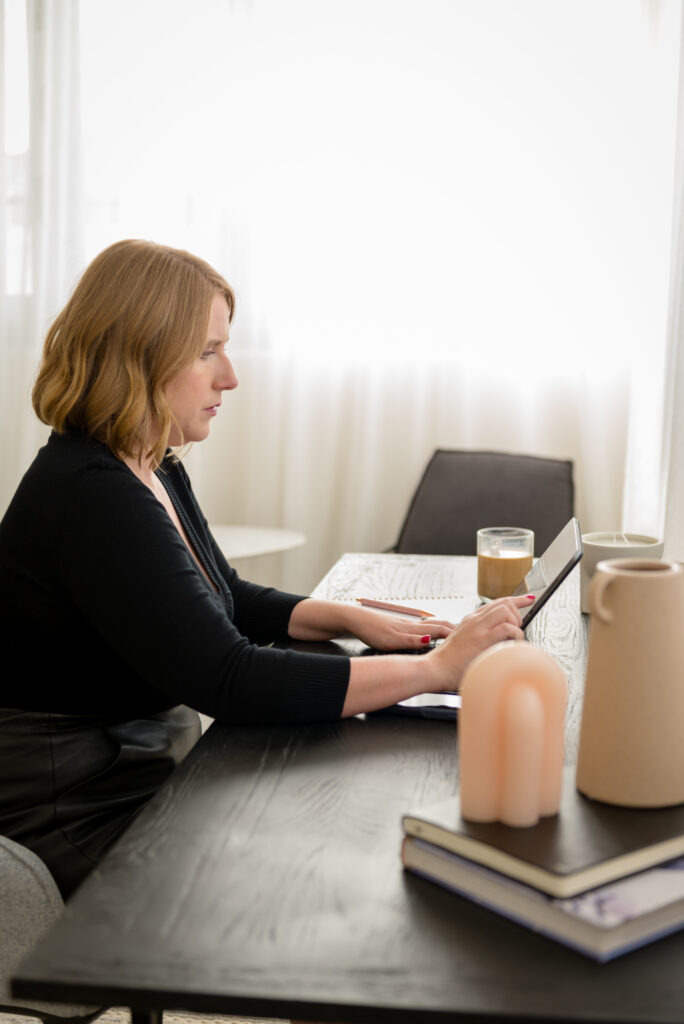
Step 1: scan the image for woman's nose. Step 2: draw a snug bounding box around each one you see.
[218,355,238,391]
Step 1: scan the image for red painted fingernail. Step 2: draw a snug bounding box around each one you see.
[421,635,431,644]
[527,595,536,600]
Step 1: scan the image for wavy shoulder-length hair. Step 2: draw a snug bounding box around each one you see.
[32,239,236,468]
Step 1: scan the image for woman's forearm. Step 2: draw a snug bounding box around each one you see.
[287,597,369,641]
[341,653,442,717]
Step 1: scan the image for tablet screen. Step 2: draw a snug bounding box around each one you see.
[514,517,583,628]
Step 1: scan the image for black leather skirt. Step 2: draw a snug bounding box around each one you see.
[0,705,202,899]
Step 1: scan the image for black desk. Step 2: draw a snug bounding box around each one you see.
[15,555,684,1024]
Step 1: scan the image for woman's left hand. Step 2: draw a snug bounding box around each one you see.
[351,611,456,651]
[287,597,456,648]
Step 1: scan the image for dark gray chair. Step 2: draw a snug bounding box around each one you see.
[0,834,104,1023]
[393,449,574,556]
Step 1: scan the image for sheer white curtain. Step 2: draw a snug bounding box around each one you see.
[1,0,84,512]
[2,0,682,596]
[659,5,684,560]
[173,0,681,592]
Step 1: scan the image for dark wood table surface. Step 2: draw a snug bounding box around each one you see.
[14,555,684,1024]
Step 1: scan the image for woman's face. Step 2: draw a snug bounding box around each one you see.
[165,293,238,445]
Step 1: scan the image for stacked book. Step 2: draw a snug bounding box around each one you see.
[401,767,684,962]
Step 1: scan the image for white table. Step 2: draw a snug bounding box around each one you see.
[209,524,306,560]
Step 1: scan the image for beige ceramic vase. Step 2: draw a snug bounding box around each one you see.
[576,558,684,807]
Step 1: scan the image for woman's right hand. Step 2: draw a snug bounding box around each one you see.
[425,595,532,692]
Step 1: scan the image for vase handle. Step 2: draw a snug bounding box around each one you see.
[588,572,613,623]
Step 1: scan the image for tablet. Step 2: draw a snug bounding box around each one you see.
[367,689,462,719]
[514,516,583,628]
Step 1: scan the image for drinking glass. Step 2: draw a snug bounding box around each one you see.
[477,527,534,601]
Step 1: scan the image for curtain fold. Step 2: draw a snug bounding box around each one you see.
[661,5,684,560]
[1,0,83,512]
[26,0,83,320]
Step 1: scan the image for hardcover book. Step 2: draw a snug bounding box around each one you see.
[402,835,684,962]
[402,767,684,897]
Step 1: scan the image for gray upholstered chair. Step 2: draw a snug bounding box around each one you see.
[0,834,103,1023]
[393,449,574,557]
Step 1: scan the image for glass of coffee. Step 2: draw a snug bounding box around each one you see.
[477,527,534,601]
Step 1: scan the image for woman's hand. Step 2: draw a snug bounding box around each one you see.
[349,611,456,652]
[287,597,455,647]
[425,595,532,691]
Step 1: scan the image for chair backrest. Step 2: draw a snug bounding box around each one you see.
[0,835,102,1022]
[394,449,574,556]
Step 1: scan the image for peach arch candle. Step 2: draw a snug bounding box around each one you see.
[459,642,567,827]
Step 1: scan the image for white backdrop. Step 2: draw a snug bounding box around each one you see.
[2,0,683,593]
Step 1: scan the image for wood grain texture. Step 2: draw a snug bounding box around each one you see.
[17,556,684,1024]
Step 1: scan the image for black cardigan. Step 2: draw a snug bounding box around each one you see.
[0,431,350,724]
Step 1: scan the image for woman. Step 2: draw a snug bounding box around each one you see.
[0,240,528,898]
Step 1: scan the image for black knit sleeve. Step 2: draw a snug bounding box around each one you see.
[57,457,349,724]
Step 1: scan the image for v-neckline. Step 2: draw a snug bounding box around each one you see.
[155,469,223,595]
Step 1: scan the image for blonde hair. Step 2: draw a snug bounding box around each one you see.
[32,239,235,468]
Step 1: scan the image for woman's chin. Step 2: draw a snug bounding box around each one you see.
[169,427,211,447]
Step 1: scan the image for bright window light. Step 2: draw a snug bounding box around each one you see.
[79,0,680,373]
[4,0,29,155]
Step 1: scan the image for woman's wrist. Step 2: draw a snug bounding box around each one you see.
[420,644,455,692]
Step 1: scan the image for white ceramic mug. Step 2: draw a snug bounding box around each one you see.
[580,532,664,613]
